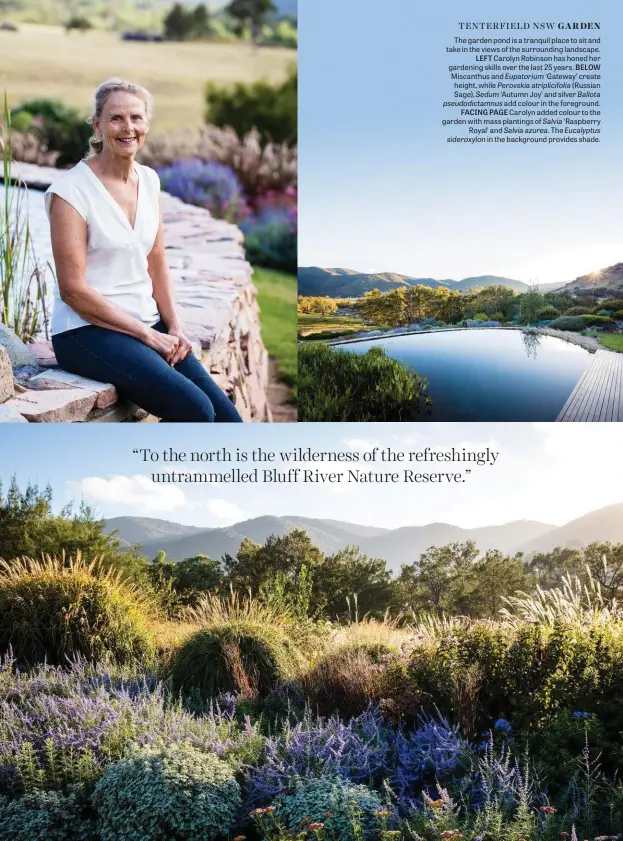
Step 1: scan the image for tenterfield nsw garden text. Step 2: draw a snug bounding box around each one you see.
[442,21,601,143]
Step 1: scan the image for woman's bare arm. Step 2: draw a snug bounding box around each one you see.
[147,195,182,330]
[50,195,179,361]
[147,195,193,365]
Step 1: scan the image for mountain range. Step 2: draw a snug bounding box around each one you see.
[297,264,623,299]
[104,503,623,574]
[561,263,623,297]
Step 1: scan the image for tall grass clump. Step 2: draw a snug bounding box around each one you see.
[1,92,48,342]
[298,344,431,422]
[0,553,154,667]
[171,619,306,701]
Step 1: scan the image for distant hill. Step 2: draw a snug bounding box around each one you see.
[517,503,623,555]
[103,504,623,573]
[298,267,563,298]
[559,263,623,297]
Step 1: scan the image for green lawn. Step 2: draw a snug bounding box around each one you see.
[253,266,297,389]
[298,314,378,340]
[598,334,623,352]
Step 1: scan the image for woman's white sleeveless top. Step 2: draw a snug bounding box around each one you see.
[44,160,161,335]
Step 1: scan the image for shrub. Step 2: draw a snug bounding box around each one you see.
[205,66,297,145]
[580,313,615,326]
[0,555,154,667]
[240,204,296,272]
[614,310,623,319]
[0,658,262,797]
[405,619,623,742]
[278,776,384,840]
[138,125,297,201]
[157,159,248,221]
[536,305,560,320]
[296,644,394,718]
[298,344,430,422]
[547,316,586,331]
[600,298,623,312]
[564,306,594,316]
[0,790,93,841]
[12,99,91,167]
[597,309,613,317]
[93,743,241,841]
[171,619,305,700]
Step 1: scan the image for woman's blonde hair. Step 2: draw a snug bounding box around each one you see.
[85,77,153,158]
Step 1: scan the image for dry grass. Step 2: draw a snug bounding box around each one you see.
[0,25,296,132]
[334,615,417,654]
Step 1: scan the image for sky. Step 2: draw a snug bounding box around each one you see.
[298,0,623,284]
[1,423,621,530]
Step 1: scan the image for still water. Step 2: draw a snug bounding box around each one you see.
[339,328,592,421]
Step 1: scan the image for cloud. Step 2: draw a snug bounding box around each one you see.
[344,437,380,453]
[75,475,186,513]
[205,499,245,523]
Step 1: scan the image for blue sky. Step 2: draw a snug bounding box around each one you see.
[1,424,621,529]
[299,0,622,283]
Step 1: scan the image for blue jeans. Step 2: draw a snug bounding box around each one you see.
[52,320,243,423]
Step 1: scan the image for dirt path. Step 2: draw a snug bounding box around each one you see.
[267,358,297,423]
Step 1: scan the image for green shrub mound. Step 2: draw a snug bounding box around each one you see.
[408,619,623,739]
[279,777,384,841]
[171,619,305,699]
[92,743,241,841]
[0,555,154,667]
[299,344,430,422]
[547,316,586,332]
[0,790,92,841]
[580,313,615,326]
[614,310,623,319]
[205,67,297,145]
[536,305,560,320]
[564,306,594,316]
[601,298,623,312]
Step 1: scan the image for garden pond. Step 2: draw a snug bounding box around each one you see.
[338,328,592,421]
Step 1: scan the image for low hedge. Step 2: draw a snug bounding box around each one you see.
[547,316,586,331]
[580,314,615,326]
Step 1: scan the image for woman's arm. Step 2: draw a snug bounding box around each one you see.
[50,195,179,362]
[147,195,193,366]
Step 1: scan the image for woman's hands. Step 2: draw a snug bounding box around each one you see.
[144,324,193,366]
[168,325,193,366]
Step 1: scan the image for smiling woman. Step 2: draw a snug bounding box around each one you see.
[44,77,243,423]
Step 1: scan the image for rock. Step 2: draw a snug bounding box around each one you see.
[28,370,118,409]
[29,340,58,368]
[5,388,98,422]
[0,324,40,371]
[0,404,28,423]
[0,346,14,403]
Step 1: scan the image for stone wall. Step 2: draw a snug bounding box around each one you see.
[0,162,271,422]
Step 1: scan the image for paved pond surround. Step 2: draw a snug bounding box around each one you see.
[0,162,270,422]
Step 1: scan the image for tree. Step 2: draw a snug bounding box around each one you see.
[163,3,193,40]
[226,0,276,44]
[222,529,324,592]
[0,477,147,580]
[312,546,397,620]
[466,550,533,618]
[519,287,546,324]
[398,541,480,616]
[191,3,211,36]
